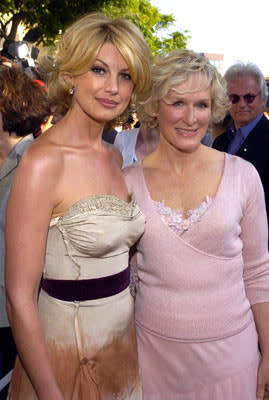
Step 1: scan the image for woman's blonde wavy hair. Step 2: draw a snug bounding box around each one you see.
[40,12,151,118]
[137,49,229,130]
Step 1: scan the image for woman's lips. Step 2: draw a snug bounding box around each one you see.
[97,98,118,108]
[175,128,198,137]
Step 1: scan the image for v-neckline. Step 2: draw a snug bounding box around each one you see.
[137,152,228,237]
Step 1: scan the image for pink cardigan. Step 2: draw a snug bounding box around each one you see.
[124,153,269,342]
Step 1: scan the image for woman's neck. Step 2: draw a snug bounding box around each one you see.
[144,137,205,176]
[55,106,105,149]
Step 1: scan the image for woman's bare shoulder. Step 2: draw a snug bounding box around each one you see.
[15,131,65,191]
[24,126,64,162]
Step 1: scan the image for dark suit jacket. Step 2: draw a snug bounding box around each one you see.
[213,115,269,233]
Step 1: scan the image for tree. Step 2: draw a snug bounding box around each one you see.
[0,0,190,55]
[0,0,102,44]
[101,0,190,56]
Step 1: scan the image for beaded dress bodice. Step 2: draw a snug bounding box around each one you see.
[44,194,145,280]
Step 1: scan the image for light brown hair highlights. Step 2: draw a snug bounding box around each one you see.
[0,67,50,136]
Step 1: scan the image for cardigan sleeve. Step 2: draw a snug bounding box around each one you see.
[241,164,269,305]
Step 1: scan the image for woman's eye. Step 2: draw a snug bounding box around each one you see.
[91,66,105,75]
[173,101,184,107]
[197,102,209,108]
[120,72,132,81]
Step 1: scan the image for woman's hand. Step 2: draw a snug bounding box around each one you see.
[257,357,269,399]
[251,303,269,400]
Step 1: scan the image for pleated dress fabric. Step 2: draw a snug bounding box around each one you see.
[8,194,144,400]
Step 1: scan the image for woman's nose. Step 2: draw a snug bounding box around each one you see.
[104,74,119,94]
[184,106,196,125]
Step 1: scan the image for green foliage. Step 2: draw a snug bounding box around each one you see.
[100,0,190,55]
[0,0,190,54]
[0,0,100,44]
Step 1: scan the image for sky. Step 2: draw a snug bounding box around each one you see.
[151,0,269,77]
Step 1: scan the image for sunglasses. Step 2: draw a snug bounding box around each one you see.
[229,92,260,104]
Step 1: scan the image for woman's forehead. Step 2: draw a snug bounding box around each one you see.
[170,73,211,94]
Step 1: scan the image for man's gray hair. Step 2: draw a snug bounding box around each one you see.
[225,62,268,104]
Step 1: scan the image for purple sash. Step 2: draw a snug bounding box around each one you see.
[41,266,130,302]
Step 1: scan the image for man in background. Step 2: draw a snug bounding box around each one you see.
[213,62,269,235]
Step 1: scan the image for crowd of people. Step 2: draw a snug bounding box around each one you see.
[0,10,269,400]
[0,66,50,400]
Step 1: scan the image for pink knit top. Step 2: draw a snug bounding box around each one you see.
[124,153,269,342]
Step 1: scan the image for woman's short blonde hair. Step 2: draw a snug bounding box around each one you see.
[137,49,229,129]
[40,12,151,116]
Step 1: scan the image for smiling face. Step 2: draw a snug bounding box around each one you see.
[71,42,134,124]
[157,73,212,154]
[228,75,265,129]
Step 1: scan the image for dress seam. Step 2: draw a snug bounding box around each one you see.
[135,317,253,343]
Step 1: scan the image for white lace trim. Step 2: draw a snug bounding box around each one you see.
[49,193,136,227]
[63,193,135,218]
[153,196,212,235]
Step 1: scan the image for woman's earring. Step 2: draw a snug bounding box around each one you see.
[69,87,74,95]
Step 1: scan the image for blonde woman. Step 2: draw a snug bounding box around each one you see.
[5,13,151,400]
[124,50,269,399]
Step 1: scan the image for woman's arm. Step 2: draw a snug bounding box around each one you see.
[5,143,64,400]
[240,165,269,400]
[251,302,269,399]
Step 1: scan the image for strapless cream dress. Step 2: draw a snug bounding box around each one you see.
[8,194,144,400]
